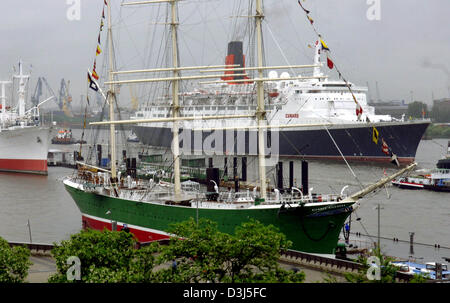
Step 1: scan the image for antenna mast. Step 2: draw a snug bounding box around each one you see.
[13,60,30,118]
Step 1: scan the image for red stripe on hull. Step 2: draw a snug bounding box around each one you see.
[81,215,170,243]
[0,159,47,175]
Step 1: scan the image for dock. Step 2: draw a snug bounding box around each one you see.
[47,149,77,169]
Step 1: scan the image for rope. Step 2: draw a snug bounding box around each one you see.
[324,126,364,189]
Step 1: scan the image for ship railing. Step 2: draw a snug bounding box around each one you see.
[277,193,342,204]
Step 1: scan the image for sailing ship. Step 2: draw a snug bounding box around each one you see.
[0,61,51,175]
[63,0,417,254]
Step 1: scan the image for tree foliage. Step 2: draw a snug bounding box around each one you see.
[49,219,305,283]
[158,218,305,283]
[407,101,428,119]
[431,102,450,123]
[48,228,159,283]
[343,248,427,283]
[0,237,32,283]
[425,124,450,138]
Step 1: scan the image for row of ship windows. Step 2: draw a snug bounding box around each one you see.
[137,105,280,115]
[136,97,361,117]
[295,90,354,94]
[141,106,259,111]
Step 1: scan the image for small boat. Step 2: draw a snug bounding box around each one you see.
[51,129,75,144]
[51,128,87,145]
[126,131,139,143]
[392,141,450,192]
[391,176,427,189]
[391,261,450,280]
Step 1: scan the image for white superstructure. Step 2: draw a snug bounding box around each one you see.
[131,41,395,129]
[0,61,52,175]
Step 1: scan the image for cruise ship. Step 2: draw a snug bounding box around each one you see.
[131,41,430,164]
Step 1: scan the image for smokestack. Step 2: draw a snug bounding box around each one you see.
[222,41,251,84]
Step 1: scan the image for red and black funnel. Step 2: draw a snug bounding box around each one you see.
[221,41,251,85]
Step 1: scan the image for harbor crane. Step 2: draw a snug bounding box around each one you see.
[31,77,73,117]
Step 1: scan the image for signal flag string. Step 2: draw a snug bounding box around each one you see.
[296,0,400,166]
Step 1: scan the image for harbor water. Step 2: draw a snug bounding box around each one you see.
[0,128,449,263]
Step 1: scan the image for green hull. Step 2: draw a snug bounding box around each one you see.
[64,182,355,254]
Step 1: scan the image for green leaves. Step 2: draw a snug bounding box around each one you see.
[49,219,305,283]
[0,237,32,283]
[49,228,150,283]
[159,218,305,283]
[344,248,404,283]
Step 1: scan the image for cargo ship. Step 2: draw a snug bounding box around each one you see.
[0,61,51,175]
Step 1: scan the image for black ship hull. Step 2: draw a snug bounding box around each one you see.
[133,121,430,164]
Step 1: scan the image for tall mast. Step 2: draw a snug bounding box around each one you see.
[14,60,30,118]
[170,0,181,197]
[107,0,117,180]
[255,0,267,200]
[119,0,181,196]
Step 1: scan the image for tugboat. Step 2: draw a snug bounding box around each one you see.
[392,141,450,192]
[51,129,75,144]
[51,128,87,145]
[436,141,450,170]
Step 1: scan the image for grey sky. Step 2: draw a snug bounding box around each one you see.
[1,0,449,111]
